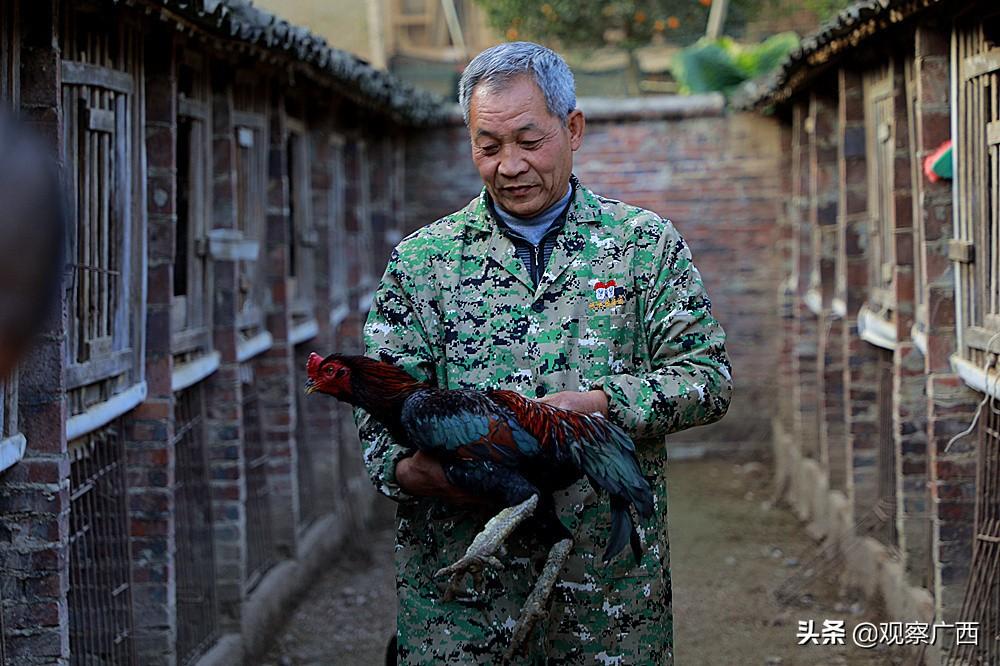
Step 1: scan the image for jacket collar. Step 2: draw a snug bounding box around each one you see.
[467,174,601,296]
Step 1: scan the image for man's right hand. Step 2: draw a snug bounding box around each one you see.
[395,451,482,505]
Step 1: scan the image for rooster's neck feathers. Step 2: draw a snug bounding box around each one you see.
[343,355,429,425]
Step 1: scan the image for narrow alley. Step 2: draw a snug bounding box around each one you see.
[3,0,1000,663]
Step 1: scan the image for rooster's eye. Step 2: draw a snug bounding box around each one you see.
[325,367,334,375]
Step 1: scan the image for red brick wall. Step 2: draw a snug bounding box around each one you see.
[405,100,785,447]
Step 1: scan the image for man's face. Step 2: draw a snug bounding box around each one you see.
[468,74,584,217]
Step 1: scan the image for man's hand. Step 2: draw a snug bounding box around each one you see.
[395,451,483,505]
[537,389,609,417]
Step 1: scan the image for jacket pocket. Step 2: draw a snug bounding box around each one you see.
[578,311,638,382]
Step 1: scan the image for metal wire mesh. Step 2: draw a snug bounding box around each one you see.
[294,383,320,528]
[877,348,899,547]
[0,386,8,663]
[1,574,6,666]
[945,404,1000,664]
[242,370,277,588]
[294,351,336,529]
[773,497,899,607]
[173,385,219,664]
[68,420,136,665]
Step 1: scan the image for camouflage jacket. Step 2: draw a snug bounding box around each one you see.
[355,174,732,664]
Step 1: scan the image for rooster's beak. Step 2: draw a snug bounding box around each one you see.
[304,378,317,395]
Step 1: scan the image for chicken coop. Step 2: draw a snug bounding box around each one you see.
[0,0,446,663]
[750,0,1000,662]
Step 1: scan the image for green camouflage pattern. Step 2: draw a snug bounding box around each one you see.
[354,174,732,664]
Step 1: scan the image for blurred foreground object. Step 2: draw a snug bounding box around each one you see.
[0,109,66,376]
[671,32,798,96]
[924,139,953,183]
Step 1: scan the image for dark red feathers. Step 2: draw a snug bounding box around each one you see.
[306,353,653,563]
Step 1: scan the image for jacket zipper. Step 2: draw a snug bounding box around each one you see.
[533,242,542,286]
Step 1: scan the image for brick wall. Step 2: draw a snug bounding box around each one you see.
[1,1,69,663]
[760,13,994,659]
[130,26,177,663]
[406,96,784,448]
[0,1,411,663]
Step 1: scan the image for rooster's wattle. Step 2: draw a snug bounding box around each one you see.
[305,352,653,655]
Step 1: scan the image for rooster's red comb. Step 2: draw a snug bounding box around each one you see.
[306,352,324,377]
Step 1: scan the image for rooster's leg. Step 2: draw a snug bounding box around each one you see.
[434,494,538,601]
[505,536,573,660]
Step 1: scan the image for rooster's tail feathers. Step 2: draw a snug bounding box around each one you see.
[604,496,644,565]
[578,418,654,519]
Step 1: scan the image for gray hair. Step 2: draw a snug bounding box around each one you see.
[458,41,576,126]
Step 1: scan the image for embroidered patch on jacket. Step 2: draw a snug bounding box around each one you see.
[589,279,626,311]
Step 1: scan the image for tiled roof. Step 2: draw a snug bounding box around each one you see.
[743,0,947,110]
[142,0,450,126]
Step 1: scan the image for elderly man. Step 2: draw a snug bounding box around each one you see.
[355,42,732,664]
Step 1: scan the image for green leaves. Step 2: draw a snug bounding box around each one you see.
[671,31,798,95]
[471,1,800,99]
[474,0,716,50]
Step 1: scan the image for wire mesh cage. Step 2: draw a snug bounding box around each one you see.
[876,348,899,548]
[294,350,338,529]
[173,384,220,664]
[946,403,1000,664]
[242,366,278,589]
[0,372,13,663]
[67,419,136,665]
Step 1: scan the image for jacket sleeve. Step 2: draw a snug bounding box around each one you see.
[591,218,733,443]
[352,245,438,503]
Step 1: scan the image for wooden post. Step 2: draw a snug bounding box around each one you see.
[439,0,466,59]
[366,0,386,70]
[706,0,728,40]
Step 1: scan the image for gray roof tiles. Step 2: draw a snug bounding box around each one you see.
[145,0,450,126]
[745,0,947,110]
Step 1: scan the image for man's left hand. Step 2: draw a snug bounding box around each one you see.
[537,389,609,417]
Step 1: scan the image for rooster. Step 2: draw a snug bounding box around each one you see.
[304,352,653,656]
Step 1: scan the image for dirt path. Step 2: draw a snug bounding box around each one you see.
[255,525,397,666]
[668,457,911,666]
[257,457,914,665]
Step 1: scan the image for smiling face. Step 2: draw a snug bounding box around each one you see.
[468,74,585,218]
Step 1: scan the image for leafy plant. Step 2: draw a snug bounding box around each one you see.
[799,0,854,21]
[473,0,770,95]
[671,31,798,96]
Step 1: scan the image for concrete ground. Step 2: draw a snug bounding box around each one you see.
[256,456,916,665]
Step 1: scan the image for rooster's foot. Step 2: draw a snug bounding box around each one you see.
[505,537,574,661]
[435,494,538,601]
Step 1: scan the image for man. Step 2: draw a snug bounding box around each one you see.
[355,42,732,664]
